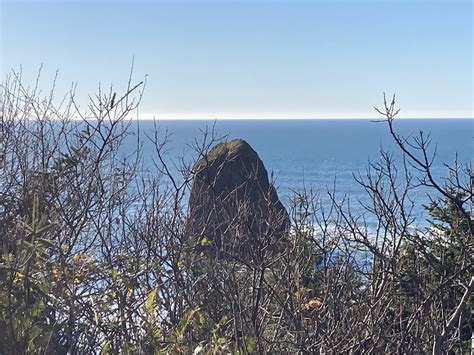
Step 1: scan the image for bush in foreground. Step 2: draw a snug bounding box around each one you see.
[0,71,472,354]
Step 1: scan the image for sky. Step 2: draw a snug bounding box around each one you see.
[1,0,473,119]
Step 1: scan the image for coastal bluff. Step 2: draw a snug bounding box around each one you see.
[187,139,290,259]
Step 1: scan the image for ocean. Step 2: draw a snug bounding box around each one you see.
[130,119,473,223]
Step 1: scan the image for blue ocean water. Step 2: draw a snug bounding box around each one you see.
[131,119,473,220]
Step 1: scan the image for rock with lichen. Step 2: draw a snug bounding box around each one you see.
[187,139,289,261]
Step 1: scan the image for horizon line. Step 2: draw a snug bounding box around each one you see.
[132,115,474,121]
[133,111,473,120]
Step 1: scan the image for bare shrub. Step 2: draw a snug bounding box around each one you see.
[0,68,471,354]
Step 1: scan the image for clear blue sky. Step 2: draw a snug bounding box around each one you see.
[1,0,472,119]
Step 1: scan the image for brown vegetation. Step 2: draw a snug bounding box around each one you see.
[0,70,472,354]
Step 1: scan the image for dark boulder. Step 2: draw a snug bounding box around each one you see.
[187,139,290,261]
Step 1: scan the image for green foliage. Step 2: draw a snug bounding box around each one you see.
[397,186,473,353]
[0,194,57,353]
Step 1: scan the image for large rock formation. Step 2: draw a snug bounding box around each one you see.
[187,139,290,261]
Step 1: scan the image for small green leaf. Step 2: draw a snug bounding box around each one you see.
[193,344,204,354]
[200,237,211,246]
[100,339,111,354]
[145,288,157,316]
